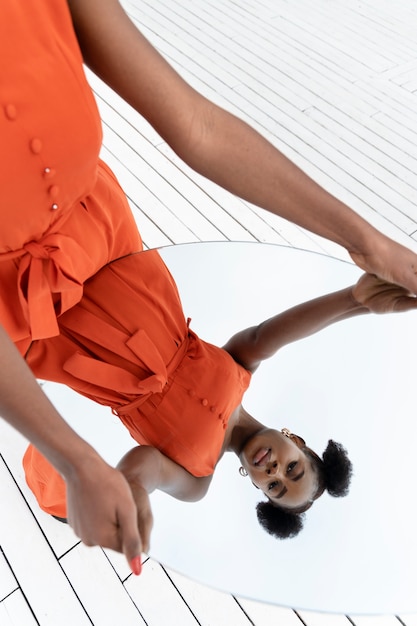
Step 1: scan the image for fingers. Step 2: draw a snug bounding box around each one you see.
[394,295,417,312]
[65,463,146,574]
[137,504,153,555]
[349,242,417,296]
[118,506,143,575]
[118,483,153,574]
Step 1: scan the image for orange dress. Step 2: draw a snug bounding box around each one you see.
[23,252,251,517]
[1,1,251,517]
[0,0,141,350]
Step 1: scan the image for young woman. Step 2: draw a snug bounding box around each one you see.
[22,250,417,562]
[2,0,417,574]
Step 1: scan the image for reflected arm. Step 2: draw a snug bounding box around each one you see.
[223,272,417,371]
[67,0,417,295]
[117,445,212,503]
[116,446,212,552]
[223,286,366,372]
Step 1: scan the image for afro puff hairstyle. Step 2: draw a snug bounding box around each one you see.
[256,439,353,539]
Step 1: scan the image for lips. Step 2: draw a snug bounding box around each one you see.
[253,447,270,466]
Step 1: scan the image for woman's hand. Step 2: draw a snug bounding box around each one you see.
[65,457,143,572]
[351,272,417,314]
[349,235,417,297]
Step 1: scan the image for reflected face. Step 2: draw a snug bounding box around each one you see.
[239,429,318,509]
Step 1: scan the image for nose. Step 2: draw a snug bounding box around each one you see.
[265,461,279,476]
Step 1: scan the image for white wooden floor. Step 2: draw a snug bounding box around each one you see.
[1,0,417,624]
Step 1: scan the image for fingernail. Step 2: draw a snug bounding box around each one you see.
[130,556,142,576]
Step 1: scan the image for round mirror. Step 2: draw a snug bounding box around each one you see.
[43,242,417,615]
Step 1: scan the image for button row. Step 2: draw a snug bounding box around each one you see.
[4,103,60,211]
[188,388,227,428]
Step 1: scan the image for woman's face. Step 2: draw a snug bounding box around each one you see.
[239,428,318,509]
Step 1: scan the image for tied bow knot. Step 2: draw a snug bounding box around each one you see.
[16,233,97,340]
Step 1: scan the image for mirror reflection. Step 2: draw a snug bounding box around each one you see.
[36,242,417,615]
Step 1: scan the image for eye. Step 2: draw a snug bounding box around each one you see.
[267,480,279,491]
[287,461,297,473]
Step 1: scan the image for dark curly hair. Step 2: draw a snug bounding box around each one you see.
[256,439,353,539]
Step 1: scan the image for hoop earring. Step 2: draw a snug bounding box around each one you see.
[281,427,292,438]
[239,466,248,477]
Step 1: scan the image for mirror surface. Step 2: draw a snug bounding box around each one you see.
[43,242,417,615]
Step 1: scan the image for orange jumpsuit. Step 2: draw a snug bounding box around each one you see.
[2,1,251,517]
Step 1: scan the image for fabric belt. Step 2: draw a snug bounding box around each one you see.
[59,307,191,413]
[0,228,96,340]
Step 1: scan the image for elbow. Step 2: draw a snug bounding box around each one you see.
[181,475,212,503]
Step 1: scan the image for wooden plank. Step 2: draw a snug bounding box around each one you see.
[0,458,91,625]
[398,615,417,626]
[350,616,404,626]
[0,590,38,626]
[60,543,146,626]
[296,610,353,626]
[99,147,177,248]
[0,420,80,560]
[102,548,136,583]
[124,559,199,626]
[167,568,253,626]
[0,551,18,602]
[237,597,306,625]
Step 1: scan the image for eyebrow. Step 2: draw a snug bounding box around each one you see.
[292,470,305,482]
[275,486,288,499]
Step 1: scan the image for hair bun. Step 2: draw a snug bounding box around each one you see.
[256,501,304,539]
[322,439,353,497]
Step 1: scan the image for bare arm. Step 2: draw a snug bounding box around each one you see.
[117,445,211,502]
[116,446,212,552]
[67,0,417,294]
[223,274,417,371]
[0,325,142,569]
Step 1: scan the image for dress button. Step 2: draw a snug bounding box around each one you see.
[222,422,227,430]
[48,185,59,198]
[210,406,216,413]
[29,138,42,154]
[43,167,56,179]
[188,389,196,398]
[201,398,208,407]
[51,203,59,211]
[4,104,17,120]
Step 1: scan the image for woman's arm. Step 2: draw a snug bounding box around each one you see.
[223,274,417,371]
[117,445,212,502]
[67,0,417,294]
[116,446,212,553]
[0,325,142,569]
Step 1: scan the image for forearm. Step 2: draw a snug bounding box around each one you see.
[225,287,367,369]
[187,106,384,256]
[0,325,101,479]
[257,287,368,351]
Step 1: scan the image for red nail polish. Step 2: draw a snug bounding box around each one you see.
[130,556,142,576]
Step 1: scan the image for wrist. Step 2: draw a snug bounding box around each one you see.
[348,287,364,308]
[46,437,106,482]
[347,286,370,312]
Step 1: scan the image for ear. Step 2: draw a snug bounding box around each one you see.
[289,433,306,449]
